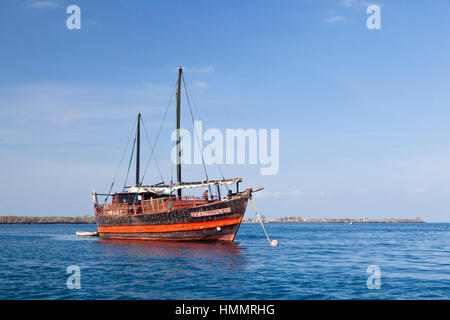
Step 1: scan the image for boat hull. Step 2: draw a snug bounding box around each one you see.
[95,190,250,242]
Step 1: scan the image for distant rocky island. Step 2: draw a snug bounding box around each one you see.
[0,216,95,224]
[243,217,425,223]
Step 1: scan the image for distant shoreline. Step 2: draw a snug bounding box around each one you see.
[0,216,95,224]
[0,216,425,224]
[244,217,425,223]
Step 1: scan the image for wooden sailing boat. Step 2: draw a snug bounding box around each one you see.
[94,67,254,241]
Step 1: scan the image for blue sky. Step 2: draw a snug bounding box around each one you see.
[1,0,450,221]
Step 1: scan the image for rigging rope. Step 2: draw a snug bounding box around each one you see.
[128,81,177,211]
[138,80,177,185]
[104,116,138,203]
[182,76,230,193]
[181,72,214,197]
[141,116,165,184]
[123,135,136,191]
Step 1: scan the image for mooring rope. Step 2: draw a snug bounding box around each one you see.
[250,197,271,245]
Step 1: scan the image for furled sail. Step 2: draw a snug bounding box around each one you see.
[126,178,242,194]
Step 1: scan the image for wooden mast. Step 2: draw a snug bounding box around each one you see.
[136,113,141,186]
[176,67,182,197]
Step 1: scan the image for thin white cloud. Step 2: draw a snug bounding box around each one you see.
[254,189,330,199]
[25,0,59,8]
[341,0,355,7]
[407,187,427,194]
[324,15,346,24]
[184,65,215,74]
[0,83,171,124]
[340,0,371,8]
[194,81,208,88]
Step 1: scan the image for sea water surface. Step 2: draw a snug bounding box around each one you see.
[0,223,448,299]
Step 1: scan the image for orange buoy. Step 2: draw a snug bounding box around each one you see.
[270,240,279,246]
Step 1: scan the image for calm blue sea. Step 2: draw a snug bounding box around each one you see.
[0,223,448,299]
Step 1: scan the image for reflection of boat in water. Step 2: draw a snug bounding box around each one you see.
[93,67,256,242]
[98,238,244,260]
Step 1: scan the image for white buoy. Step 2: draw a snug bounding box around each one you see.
[216,227,221,231]
[271,240,279,247]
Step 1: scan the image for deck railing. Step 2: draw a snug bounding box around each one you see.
[100,203,130,215]
[142,198,169,213]
[96,195,215,215]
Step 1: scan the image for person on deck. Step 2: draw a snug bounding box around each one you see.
[203,188,209,201]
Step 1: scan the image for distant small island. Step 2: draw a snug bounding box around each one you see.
[0,216,95,224]
[243,217,425,223]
